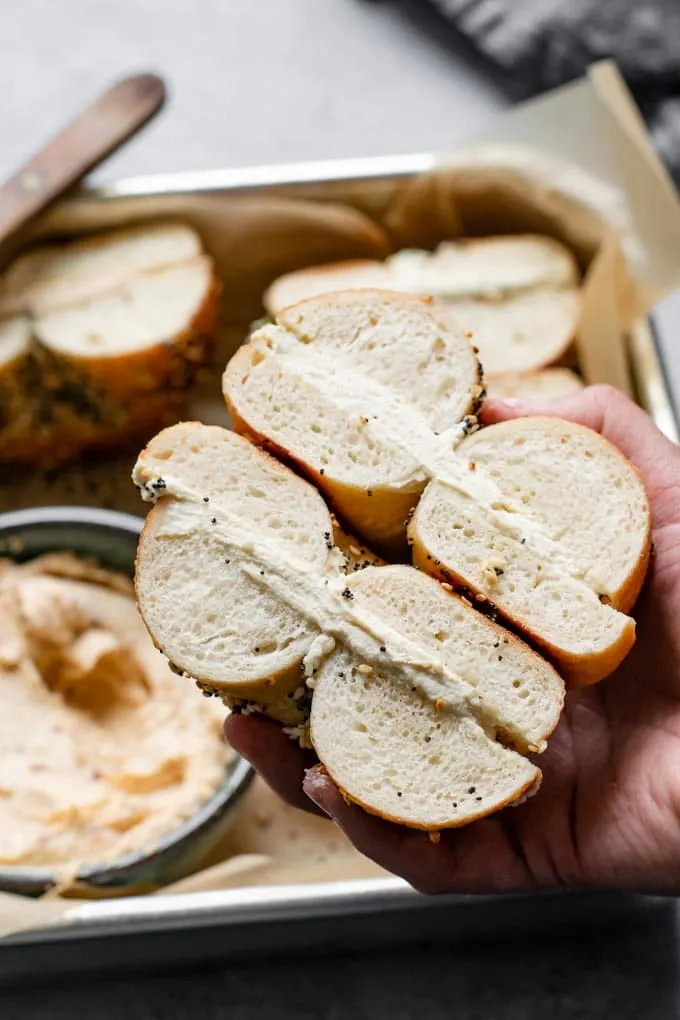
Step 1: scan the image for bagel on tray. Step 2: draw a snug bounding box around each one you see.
[263,235,581,378]
[0,222,221,465]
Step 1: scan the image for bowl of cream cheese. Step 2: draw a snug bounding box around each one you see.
[0,506,253,897]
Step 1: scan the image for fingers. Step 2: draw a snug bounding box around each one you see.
[483,385,680,528]
[303,767,534,894]
[227,718,541,892]
[224,713,327,818]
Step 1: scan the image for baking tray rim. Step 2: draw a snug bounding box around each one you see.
[59,152,440,203]
[3,151,675,948]
[3,879,667,947]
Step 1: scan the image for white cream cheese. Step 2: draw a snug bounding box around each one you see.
[252,322,609,594]
[135,469,493,727]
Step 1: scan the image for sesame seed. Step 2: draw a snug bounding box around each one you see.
[357,664,373,675]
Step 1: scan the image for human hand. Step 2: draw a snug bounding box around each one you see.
[226,385,680,894]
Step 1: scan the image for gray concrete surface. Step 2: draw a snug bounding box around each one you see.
[1,0,680,1016]
[3,0,678,404]
[0,0,508,180]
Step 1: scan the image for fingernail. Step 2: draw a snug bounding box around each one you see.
[303,766,335,813]
[302,765,326,801]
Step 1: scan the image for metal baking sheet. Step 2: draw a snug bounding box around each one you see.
[0,882,669,985]
[28,153,680,443]
[1,155,676,980]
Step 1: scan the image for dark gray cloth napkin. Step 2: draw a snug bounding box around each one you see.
[427,0,680,181]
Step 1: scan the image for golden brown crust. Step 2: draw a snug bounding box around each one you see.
[329,765,542,832]
[0,262,221,466]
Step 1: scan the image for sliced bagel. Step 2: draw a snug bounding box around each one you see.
[133,422,564,830]
[0,222,203,317]
[224,290,649,684]
[263,235,581,377]
[133,422,333,725]
[409,417,650,684]
[0,225,221,465]
[33,257,218,396]
[224,288,483,551]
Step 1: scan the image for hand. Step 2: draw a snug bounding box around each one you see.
[226,385,680,894]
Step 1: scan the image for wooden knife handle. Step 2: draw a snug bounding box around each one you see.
[0,74,166,247]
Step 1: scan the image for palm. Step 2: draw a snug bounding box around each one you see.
[512,518,680,891]
[226,388,680,895]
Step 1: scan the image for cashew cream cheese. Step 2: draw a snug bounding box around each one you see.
[0,554,231,869]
